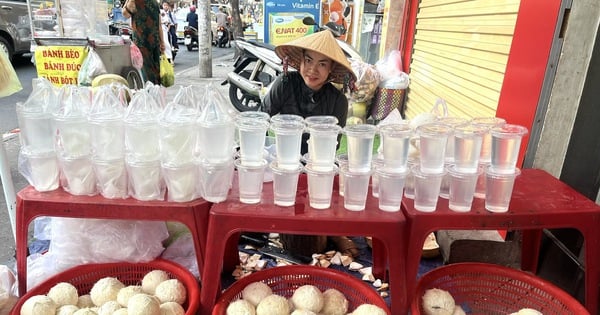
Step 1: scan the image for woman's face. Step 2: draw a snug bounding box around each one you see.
[300,50,334,91]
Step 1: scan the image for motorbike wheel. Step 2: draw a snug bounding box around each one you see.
[121,66,144,90]
[187,44,193,51]
[229,84,262,112]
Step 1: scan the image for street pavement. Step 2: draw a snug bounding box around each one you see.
[0,51,237,269]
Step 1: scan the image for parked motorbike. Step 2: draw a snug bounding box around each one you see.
[223,16,362,113]
[184,26,198,51]
[215,25,231,48]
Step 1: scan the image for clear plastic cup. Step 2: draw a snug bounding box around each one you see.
[125,122,161,161]
[412,165,445,212]
[59,155,97,196]
[416,123,453,174]
[90,118,125,160]
[270,120,305,170]
[485,167,521,213]
[163,163,198,202]
[307,123,341,170]
[21,150,59,192]
[437,116,469,163]
[378,123,413,171]
[126,159,164,201]
[159,121,197,166]
[270,114,305,124]
[54,117,92,158]
[453,124,487,173]
[270,161,302,207]
[471,117,506,163]
[438,163,451,199]
[343,124,377,172]
[304,115,338,127]
[490,124,528,174]
[93,158,128,199]
[403,157,419,199]
[371,156,383,198]
[335,153,348,196]
[340,165,372,211]
[474,162,489,199]
[235,158,268,204]
[199,159,234,203]
[197,121,236,164]
[236,111,271,122]
[17,109,54,153]
[447,165,481,212]
[376,167,408,212]
[236,118,269,166]
[305,163,338,209]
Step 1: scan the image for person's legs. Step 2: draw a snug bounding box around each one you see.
[170,26,178,50]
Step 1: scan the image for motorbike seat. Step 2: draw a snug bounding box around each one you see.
[244,39,275,51]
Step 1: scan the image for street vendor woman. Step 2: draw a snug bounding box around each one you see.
[262,30,360,258]
[263,29,356,155]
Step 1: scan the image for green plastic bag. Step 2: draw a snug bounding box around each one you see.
[160,54,174,87]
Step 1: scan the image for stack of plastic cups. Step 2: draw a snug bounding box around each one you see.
[341,124,377,211]
[471,117,507,199]
[159,102,199,202]
[437,117,469,199]
[269,114,307,206]
[370,155,384,198]
[413,122,452,212]
[125,118,164,201]
[485,124,528,212]
[376,123,412,212]
[196,96,236,203]
[446,123,488,212]
[234,114,270,204]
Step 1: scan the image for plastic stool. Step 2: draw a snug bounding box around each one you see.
[199,174,408,315]
[402,168,600,314]
[15,186,211,296]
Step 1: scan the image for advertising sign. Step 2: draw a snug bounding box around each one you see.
[34,46,88,86]
[263,0,321,45]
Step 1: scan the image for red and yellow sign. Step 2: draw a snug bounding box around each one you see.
[34,46,88,86]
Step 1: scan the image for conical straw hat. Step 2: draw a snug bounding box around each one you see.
[274,30,357,84]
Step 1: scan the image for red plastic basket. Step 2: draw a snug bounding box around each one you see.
[212,265,390,315]
[10,259,200,315]
[411,263,589,315]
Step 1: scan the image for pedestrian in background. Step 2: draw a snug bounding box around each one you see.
[186,5,198,30]
[162,1,179,52]
[123,0,163,84]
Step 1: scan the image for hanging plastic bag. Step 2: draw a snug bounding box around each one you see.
[160,54,175,87]
[0,50,22,97]
[130,42,143,70]
[349,59,380,103]
[78,47,107,86]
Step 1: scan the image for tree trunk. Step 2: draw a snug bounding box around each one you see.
[229,0,243,39]
[197,0,212,78]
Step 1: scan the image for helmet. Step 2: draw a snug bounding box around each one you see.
[189,5,196,12]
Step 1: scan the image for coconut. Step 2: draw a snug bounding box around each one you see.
[241,282,272,307]
[90,277,125,306]
[154,279,187,305]
[256,294,289,315]
[47,282,79,306]
[226,299,256,315]
[290,285,323,313]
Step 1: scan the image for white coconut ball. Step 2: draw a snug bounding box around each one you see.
[160,301,185,315]
[90,277,125,306]
[290,285,324,313]
[154,279,187,305]
[351,303,387,315]
[226,299,256,315]
[422,288,455,315]
[97,300,122,315]
[256,294,289,315]
[117,285,143,307]
[113,308,129,315]
[510,309,543,315]
[77,295,95,309]
[47,282,79,307]
[72,308,98,315]
[142,270,170,295]
[319,288,348,315]
[241,282,272,307]
[128,293,160,315]
[56,304,80,315]
[21,295,57,315]
[290,310,317,315]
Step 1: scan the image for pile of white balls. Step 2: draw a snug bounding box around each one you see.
[20,269,188,315]
[226,281,388,315]
[421,288,544,315]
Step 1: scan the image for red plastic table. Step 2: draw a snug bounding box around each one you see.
[15,186,212,296]
[199,174,407,315]
[401,168,600,314]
